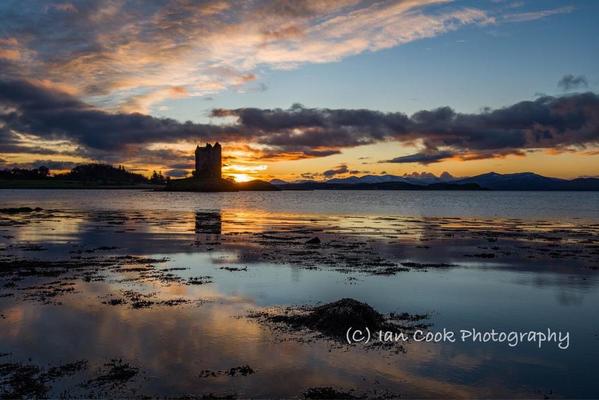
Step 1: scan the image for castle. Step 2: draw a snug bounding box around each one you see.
[165,142,277,191]
[195,143,222,180]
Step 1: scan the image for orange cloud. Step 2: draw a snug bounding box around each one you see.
[0,0,494,109]
[120,86,189,113]
[0,37,21,60]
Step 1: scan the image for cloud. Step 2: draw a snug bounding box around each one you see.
[0,0,494,110]
[165,169,189,178]
[323,164,349,177]
[383,151,455,164]
[31,159,78,170]
[215,93,599,159]
[0,159,78,170]
[0,79,238,151]
[503,6,574,23]
[2,78,599,168]
[0,37,22,61]
[44,3,78,13]
[382,149,525,165]
[558,74,589,91]
[120,86,189,114]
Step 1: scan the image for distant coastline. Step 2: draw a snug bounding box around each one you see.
[3,176,599,191]
[2,163,599,191]
[273,172,599,191]
[0,180,162,190]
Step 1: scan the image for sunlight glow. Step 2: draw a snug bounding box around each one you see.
[228,173,252,182]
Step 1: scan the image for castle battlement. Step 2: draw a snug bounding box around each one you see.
[195,142,222,180]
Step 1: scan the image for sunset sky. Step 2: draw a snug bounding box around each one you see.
[0,0,598,182]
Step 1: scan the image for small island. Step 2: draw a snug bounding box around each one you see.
[164,143,279,192]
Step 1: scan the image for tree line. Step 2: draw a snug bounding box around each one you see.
[0,164,169,185]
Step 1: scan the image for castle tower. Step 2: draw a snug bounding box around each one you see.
[195,143,222,180]
[213,142,222,179]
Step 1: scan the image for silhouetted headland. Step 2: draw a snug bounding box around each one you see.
[164,176,279,192]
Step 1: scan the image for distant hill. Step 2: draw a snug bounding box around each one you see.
[277,181,481,191]
[269,179,289,185]
[273,172,599,191]
[455,172,599,191]
[325,172,455,185]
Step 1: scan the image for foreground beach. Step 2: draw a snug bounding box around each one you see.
[1,190,598,398]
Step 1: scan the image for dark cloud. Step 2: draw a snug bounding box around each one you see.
[216,93,599,160]
[558,74,589,91]
[115,148,194,170]
[167,162,194,170]
[2,79,599,166]
[323,164,348,177]
[0,79,241,150]
[0,127,77,155]
[0,143,66,155]
[31,160,78,170]
[0,159,77,170]
[300,172,316,179]
[165,169,190,178]
[383,151,455,165]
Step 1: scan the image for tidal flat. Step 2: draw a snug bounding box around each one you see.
[0,190,598,398]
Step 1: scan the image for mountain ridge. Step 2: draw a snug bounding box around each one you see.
[271,172,599,191]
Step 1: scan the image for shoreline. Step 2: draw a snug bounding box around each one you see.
[3,181,599,191]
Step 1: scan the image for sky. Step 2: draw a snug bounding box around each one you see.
[0,0,598,182]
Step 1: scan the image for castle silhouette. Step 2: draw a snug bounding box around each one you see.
[165,142,277,191]
[194,143,221,180]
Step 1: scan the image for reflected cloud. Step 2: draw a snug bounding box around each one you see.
[1,204,599,397]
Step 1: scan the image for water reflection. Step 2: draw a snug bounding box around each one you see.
[195,210,222,235]
[2,190,599,220]
[1,208,598,281]
[1,203,599,397]
[1,258,597,398]
[194,210,222,249]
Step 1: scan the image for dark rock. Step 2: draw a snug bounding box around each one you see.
[219,266,247,272]
[259,298,430,343]
[87,359,138,387]
[226,365,254,376]
[188,276,213,285]
[270,298,384,339]
[400,262,455,269]
[304,387,361,399]
[199,365,255,378]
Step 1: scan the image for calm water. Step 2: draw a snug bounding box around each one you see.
[2,189,599,220]
[1,189,598,398]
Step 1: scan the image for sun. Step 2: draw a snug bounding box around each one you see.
[229,173,252,183]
